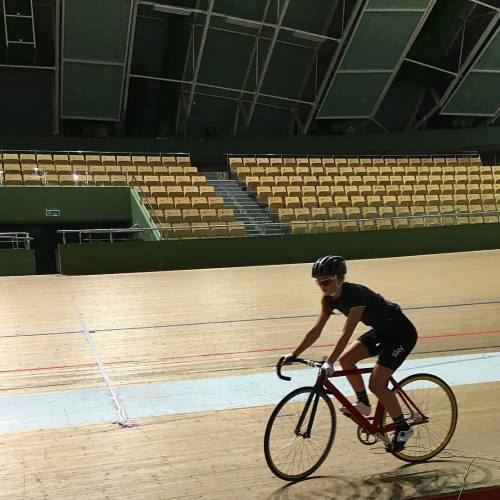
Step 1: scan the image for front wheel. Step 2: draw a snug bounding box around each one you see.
[264,386,336,481]
[380,373,458,463]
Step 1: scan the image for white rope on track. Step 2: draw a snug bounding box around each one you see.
[79,313,132,428]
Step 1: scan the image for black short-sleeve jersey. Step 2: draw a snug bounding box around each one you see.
[322,282,402,329]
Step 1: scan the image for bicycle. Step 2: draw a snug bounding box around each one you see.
[264,358,458,482]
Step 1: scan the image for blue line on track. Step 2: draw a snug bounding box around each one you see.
[0,352,499,434]
[0,299,499,339]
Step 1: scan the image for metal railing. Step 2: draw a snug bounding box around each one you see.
[58,227,157,244]
[0,232,33,249]
[56,210,500,244]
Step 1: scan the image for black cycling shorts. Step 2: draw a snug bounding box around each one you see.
[357,314,417,371]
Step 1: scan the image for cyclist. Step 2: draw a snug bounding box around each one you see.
[280,255,418,452]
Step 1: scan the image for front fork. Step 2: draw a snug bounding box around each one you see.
[295,389,321,439]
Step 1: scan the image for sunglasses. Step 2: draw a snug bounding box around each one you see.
[315,277,336,286]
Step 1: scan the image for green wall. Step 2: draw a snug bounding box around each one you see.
[1,125,500,166]
[130,189,160,241]
[0,248,36,276]
[0,187,131,224]
[58,222,500,275]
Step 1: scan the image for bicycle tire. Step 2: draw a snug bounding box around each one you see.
[264,386,336,481]
[380,373,458,463]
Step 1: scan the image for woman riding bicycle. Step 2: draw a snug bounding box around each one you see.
[280,255,418,452]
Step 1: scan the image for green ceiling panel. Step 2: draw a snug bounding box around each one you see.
[441,73,500,116]
[63,0,131,62]
[474,31,500,70]
[198,30,255,89]
[261,43,313,99]
[442,28,500,116]
[342,12,424,71]
[282,0,337,33]
[213,0,268,21]
[62,62,124,119]
[319,73,390,117]
[62,0,133,120]
[367,0,430,8]
[317,0,434,119]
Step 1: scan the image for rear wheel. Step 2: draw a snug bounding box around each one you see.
[380,373,458,463]
[264,386,336,481]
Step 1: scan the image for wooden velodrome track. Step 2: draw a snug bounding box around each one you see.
[0,249,499,499]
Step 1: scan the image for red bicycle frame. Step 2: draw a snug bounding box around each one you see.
[320,366,429,435]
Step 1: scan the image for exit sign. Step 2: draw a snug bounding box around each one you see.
[45,209,61,217]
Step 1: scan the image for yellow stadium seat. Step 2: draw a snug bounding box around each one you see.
[257,186,272,204]
[200,209,218,222]
[260,176,275,187]
[318,196,335,208]
[45,174,59,185]
[217,209,235,222]
[268,197,284,212]
[330,186,345,197]
[409,217,425,228]
[278,208,295,222]
[209,222,229,237]
[111,174,127,186]
[147,156,162,167]
[174,197,191,209]
[289,176,303,186]
[191,222,211,238]
[324,221,342,232]
[190,197,208,209]
[287,186,302,197]
[138,166,154,176]
[164,209,183,223]
[294,208,311,221]
[183,186,199,198]
[395,206,410,217]
[342,221,359,232]
[285,196,301,209]
[393,218,409,229]
[333,196,350,208]
[171,223,192,238]
[280,166,295,177]
[328,207,345,220]
[302,196,318,208]
[208,196,224,209]
[376,219,393,230]
[362,207,378,219]
[346,207,361,220]
[228,222,246,237]
[311,207,327,220]
[167,186,183,198]
[236,166,251,182]
[344,186,358,198]
[291,222,308,234]
[380,195,396,207]
[351,195,365,207]
[307,222,326,233]
[156,197,174,210]
[272,186,287,198]
[182,209,201,223]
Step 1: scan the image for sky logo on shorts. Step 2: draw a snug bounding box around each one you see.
[392,345,405,358]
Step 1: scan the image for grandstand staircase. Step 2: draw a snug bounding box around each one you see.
[206,179,285,236]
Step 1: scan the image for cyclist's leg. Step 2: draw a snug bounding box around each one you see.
[368,330,417,418]
[338,340,372,393]
[369,363,402,418]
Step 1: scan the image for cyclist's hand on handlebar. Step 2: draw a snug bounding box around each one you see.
[320,360,334,377]
[279,353,297,365]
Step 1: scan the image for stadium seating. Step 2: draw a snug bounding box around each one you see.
[230,155,499,234]
[0,152,246,240]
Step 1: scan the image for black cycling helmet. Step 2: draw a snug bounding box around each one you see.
[311,255,347,279]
